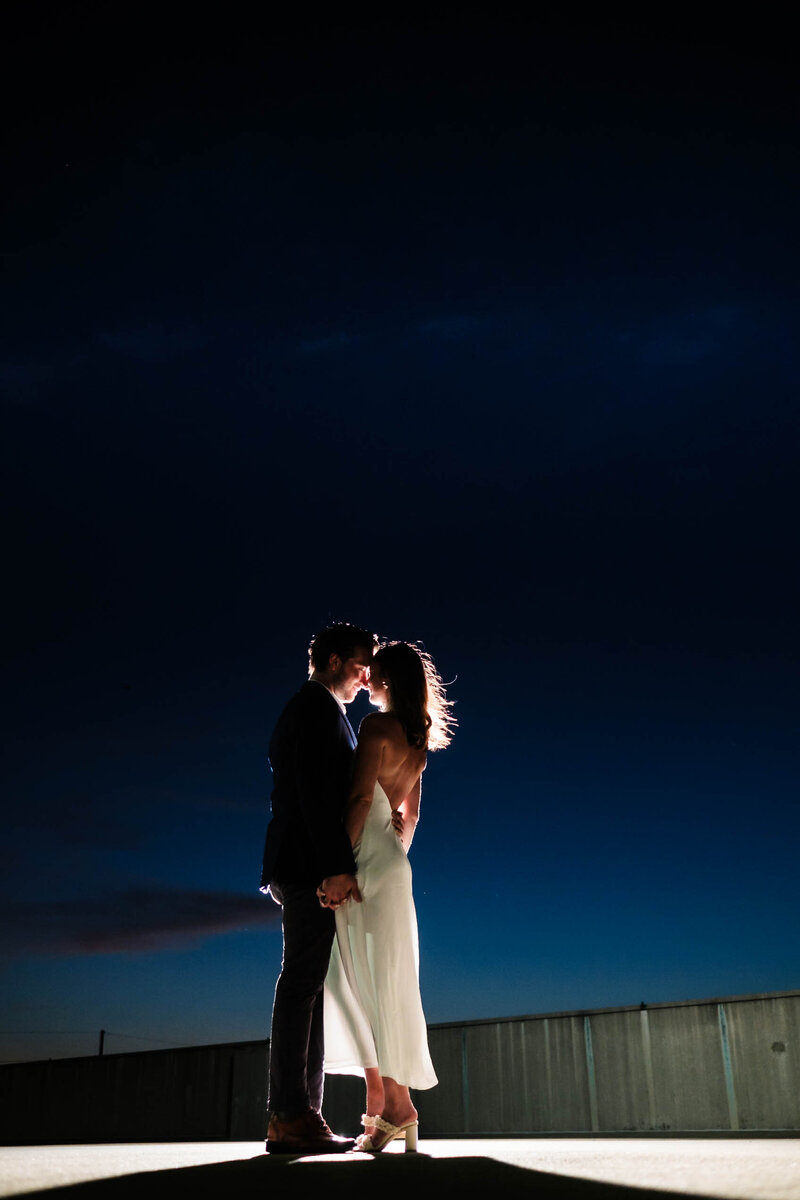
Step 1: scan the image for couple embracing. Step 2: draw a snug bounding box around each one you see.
[260,623,455,1155]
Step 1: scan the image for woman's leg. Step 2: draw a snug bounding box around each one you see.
[364,1066,384,1119]
[381,1075,417,1127]
[357,1074,418,1151]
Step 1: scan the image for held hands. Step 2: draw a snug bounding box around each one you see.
[317,873,362,910]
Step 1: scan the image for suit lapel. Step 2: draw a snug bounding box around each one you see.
[341,709,357,749]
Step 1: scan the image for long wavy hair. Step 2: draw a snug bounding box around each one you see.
[374,641,456,750]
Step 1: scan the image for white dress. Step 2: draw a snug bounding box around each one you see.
[323,780,438,1090]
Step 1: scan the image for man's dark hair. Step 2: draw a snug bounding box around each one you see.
[308,622,377,672]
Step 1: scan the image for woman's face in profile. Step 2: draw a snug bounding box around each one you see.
[367,663,389,709]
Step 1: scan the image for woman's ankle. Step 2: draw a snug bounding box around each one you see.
[364,1067,384,1120]
[382,1102,418,1125]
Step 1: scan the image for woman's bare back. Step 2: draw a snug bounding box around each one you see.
[371,713,427,808]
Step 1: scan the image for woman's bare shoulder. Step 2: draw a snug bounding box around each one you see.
[358,711,399,737]
[359,711,406,742]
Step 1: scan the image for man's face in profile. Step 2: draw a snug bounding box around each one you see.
[330,648,373,704]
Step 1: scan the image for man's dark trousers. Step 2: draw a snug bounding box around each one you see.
[268,881,335,1114]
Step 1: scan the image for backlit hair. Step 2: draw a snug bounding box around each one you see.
[374,641,456,750]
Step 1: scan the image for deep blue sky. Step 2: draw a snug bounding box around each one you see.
[2,8,798,1063]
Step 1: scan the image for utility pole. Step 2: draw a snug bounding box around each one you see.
[98,1029,105,1056]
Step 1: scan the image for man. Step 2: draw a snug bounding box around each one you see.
[260,622,376,1154]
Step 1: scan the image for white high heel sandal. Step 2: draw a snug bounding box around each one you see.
[356,1113,419,1153]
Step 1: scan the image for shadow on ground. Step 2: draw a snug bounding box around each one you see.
[18,1151,709,1200]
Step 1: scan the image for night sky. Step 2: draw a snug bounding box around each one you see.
[2,8,798,1064]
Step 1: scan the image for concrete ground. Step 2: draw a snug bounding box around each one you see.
[1,1139,798,1200]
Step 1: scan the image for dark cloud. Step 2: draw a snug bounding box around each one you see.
[0,888,280,957]
[95,325,206,362]
[297,332,364,355]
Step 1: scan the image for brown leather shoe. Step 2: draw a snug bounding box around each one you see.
[266,1108,356,1154]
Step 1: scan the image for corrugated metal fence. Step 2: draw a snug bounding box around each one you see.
[1,991,797,1143]
[417,991,799,1134]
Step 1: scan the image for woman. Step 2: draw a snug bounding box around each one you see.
[322,641,455,1152]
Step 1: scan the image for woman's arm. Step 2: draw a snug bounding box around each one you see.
[344,716,385,848]
[391,775,421,853]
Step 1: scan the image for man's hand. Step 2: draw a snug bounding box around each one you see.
[317,873,362,909]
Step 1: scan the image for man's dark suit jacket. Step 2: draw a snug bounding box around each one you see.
[260,681,358,891]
